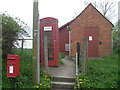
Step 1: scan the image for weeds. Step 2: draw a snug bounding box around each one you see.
[34,68,51,89]
[76,54,119,88]
[59,53,66,59]
[59,53,66,65]
[2,49,51,88]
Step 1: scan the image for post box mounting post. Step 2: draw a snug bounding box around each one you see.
[11,78,15,89]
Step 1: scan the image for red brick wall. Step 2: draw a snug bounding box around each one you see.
[69,5,113,57]
[59,27,69,53]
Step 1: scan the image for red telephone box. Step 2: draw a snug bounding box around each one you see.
[40,17,59,67]
[7,55,20,78]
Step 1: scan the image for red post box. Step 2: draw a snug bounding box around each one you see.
[7,55,20,78]
[40,17,59,67]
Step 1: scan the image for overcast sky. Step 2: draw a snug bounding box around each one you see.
[0,0,85,27]
[0,0,88,37]
[0,0,119,29]
[0,0,119,48]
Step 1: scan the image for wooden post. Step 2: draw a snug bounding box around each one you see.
[0,15,2,90]
[81,37,87,73]
[76,42,80,76]
[18,39,33,50]
[21,39,24,50]
[44,36,49,73]
[76,42,80,87]
[32,0,40,85]
[118,2,120,49]
[76,42,80,67]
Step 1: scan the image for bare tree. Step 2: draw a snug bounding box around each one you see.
[72,12,79,19]
[84,0,116,21]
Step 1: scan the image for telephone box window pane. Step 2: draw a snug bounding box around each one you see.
[48,57,54,60]
[48,39,52,43]
[44,31,52,35]
[48,43,53,47]
[89,36,92,41]
[48,52,54,56]
[48,48,54,52]
[44,32,52,36]
[43,31,52,39]
[47,35,52,39]
[48,48,54,59]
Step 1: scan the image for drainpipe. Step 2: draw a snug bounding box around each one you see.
[69,30,71,57]
[67,26,71,57]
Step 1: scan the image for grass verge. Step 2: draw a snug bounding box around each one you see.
[59,53,66,65]
[74,53,119,89]
[2,49,51,88]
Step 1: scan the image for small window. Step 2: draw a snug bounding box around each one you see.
[65,44,70,51]
[89,36,92,41]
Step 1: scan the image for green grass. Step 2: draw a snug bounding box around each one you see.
[2,49,33,88]
[59,60,64,65]
[59,53,66,60]
[36,67,51,89]
[2,49,51,88]
[75,53,119,88]
[58,53,66,65]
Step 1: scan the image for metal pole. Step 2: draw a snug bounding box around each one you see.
[32,0,40,85]
[75,52,78,76]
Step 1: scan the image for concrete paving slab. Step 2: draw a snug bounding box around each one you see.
[44,56,76,77]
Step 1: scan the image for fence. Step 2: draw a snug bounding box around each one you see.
[15,39,119,50]
[113,41,119,50]
[76,38,120,75]
[15,39,33,49]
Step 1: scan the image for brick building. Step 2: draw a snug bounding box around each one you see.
[59,4,114,57]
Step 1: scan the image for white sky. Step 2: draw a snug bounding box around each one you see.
[0,0,119,29]
[0,0,86,28]
[0,0,119,48]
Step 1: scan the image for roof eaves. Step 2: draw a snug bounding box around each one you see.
[59,20,73,30]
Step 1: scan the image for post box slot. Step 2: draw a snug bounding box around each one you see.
[8,59,15,60]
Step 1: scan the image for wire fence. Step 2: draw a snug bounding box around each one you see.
[15,39,33,49]
[14,39,119,53]
[113,41,119,50]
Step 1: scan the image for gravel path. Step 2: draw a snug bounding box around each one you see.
[45,56,75,77]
